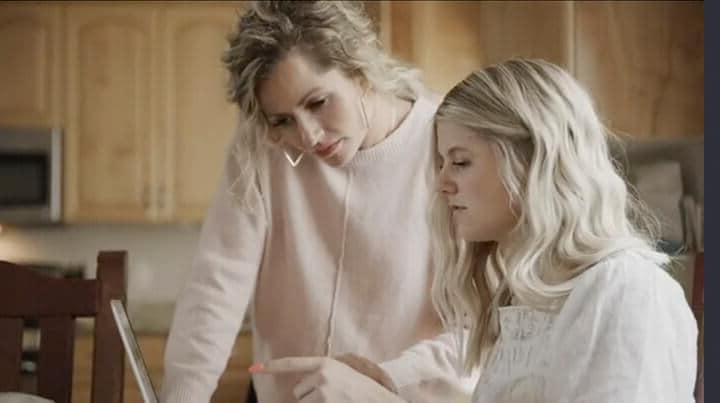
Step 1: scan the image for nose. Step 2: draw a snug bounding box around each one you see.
[296,113,322,151]
[436,169,457,196]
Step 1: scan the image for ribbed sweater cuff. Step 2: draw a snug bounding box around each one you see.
[159,380,213,403]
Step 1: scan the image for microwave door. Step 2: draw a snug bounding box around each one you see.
[0,127,62,225]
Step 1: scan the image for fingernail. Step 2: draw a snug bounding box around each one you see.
[248,363,265,373]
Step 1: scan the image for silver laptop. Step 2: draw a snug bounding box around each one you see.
[110,299,160,403]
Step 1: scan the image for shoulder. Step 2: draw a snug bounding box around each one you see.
[415,87,443,112]
[555,250,693,328]
[407,89,442,137]
[569,250,679,302]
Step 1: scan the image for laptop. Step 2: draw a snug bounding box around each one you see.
[110,299,160,403]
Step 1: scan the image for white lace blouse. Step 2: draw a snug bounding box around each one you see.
[472,252,698,403]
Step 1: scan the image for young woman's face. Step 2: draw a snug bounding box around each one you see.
[435,121,517,242]
[257,50,368,167]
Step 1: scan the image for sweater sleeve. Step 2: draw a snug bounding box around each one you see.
[379,330,479,403]
[545,254,698,403]
[160,153,268,403]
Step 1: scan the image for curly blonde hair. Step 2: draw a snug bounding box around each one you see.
[221,1,422,209]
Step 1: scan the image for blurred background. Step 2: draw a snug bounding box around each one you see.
[0,1,704,402]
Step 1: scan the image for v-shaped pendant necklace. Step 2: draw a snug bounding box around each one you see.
[283,150,304,167]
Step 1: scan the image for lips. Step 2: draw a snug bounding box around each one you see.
[315,139,343,158]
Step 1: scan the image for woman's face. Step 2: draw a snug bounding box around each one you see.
[435,121,517,242]
[257,50,369,167]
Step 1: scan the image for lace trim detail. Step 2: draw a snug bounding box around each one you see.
[474,307,557,402]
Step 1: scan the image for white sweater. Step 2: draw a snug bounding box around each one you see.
[161,95,473,403]
[472,251,698,403]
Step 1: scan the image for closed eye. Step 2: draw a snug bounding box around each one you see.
[270,116,292,127]
[308,97,327,110]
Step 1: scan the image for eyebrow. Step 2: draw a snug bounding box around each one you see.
[441,146,472,156]
[265,87,323,119]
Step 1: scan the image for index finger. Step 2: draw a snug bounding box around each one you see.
[250,356,327,374]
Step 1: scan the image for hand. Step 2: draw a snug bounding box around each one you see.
[250,356,407,403]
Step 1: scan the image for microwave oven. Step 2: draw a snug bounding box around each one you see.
[0,127,62,224]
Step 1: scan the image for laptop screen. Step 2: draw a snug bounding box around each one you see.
[110,299,159,403]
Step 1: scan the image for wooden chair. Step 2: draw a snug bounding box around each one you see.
[0,251,127,403]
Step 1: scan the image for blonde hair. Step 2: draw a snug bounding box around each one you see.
[221,1,422,209]
[430,58,668,373]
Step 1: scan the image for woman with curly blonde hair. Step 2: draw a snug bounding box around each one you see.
[161,1,473,402]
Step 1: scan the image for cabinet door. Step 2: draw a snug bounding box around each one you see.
[575,1,704,138]
[385,1,573,94]
[64,4,159,222]
[159,3,242,222]
[0,3,62,128]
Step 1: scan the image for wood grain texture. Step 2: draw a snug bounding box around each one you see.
[0,3,62,128]
[374,1,702,138]
[0,261,97,317]
[64,4,156,222]
[37,316,76,403]
[575,1,703,138]
[387,1,572,93]
[160,3,241,222]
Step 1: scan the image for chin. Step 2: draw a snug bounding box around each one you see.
[456,227,490,243]
[332,144,359,166]
[327,151,351,167]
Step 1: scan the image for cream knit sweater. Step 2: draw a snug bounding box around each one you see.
[160,95,474,403]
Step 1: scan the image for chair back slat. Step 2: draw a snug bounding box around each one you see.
[0,262,98,317]
[91,251,127,403]
[0,318,23,391]
[37,316,75,403]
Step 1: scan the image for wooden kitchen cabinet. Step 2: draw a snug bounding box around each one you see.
[64,3,158,222]
[0,3,62,128]
[0,1,704,223]
[381,1,573,94]
[61,2,243,223]
[157,3,241,222]
[375,1,703,139]
[575,1,704,138]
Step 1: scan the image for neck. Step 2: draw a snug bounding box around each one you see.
[360,92,410,150]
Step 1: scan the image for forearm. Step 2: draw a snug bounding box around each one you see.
[379,330,477,401]
[161,250,260,402]
[161,161,267,402]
